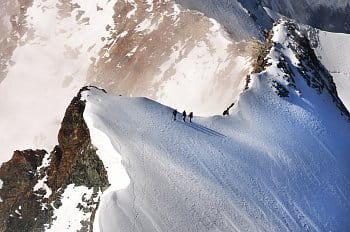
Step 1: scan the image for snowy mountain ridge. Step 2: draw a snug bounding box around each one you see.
[1,19,349,231]
[85,20,350,231]
[0,0,257,162]
[1,0,349,165]
[252,20,349,120]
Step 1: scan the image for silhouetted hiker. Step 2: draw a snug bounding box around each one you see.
[172,109,177,121]
[223,102,234,116]
[182,110,187,122]
[223,109,229,116]
[189,112,193,123]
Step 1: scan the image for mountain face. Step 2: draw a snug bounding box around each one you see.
[174,0,272,40]
[174,0,350,40]
[1,20,349,231]
[0,0,259,163]
[0,0,349,231]
[87,0,258,116]
[0,0,34,82]
[262,0,350,34]
[1,0,349,164]
[0,87,109,231]
[303,27,350,110]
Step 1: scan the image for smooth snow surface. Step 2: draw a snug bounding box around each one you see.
[82,94,131,232]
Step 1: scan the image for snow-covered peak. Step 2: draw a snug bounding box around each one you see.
[239,19,349,122]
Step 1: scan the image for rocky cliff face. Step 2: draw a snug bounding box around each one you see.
[0,87,109,232]
[0,149,47,231]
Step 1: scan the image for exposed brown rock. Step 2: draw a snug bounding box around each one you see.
[0,149,47,232]
[47,87,109,192]
[0,86,109,232]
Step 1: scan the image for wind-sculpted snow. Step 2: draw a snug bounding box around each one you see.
[82,22,350,231]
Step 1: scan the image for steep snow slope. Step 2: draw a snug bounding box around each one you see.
[82,21,350,231]
[306,29,350,110]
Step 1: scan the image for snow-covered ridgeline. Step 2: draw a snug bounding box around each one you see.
[81,91,131,232]
[80,19,350,230]
[0,0,117,163]
[0,0,257,163]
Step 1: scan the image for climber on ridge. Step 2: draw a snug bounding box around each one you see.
[172,109,177,121]
[182,110,187,122]
[189,112,193,123]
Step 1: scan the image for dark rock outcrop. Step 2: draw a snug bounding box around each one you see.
[0,87,109,232]
[47,87,109,192]
[0,150,47,232]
